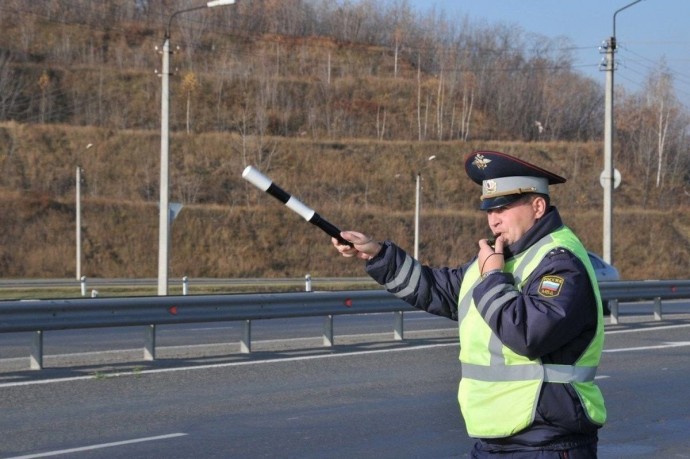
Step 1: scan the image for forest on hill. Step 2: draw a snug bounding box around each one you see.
[0,0,688,283]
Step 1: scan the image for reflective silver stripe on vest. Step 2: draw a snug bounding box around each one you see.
[510,233,555,286]
[543,364,598,383]
[384,254,422,299]
[457,276,483,323]
[477,284,519,322]
[461,362,597,383]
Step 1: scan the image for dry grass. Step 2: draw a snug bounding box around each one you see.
[0,123,688,281]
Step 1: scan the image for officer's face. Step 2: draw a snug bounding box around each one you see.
[486,195,546,245]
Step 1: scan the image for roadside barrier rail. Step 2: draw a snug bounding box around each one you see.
[599,280,690,324]
[1,280,689,370]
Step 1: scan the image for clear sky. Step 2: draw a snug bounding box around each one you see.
[407,0,690,108]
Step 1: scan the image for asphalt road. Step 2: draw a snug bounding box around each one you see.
[1,305,689,458]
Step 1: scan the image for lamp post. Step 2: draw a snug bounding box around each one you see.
[414,155,436,259]
[75,143,93,280]
[392,155,436,341]
[158,0,236,296]
[76,165,82,280]
[602,0,644,265]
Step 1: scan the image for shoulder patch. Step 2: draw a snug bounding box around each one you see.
[538,275,564,297]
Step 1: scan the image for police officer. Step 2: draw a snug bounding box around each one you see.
[332,151,606,458]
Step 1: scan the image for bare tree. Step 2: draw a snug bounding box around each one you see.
[181,71,200,133]
[416,53,422,141]
[0,52,24,120]
[38,70,51,123]
[435,70,444,141]
[643,68,678,188]
[459,72,476,141]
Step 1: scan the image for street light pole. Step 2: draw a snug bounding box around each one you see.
[76,165,82,280]
[414,172,421,259]
[394,154,436,342]
[158,0,236,296]
[75,143,92,280]
[602,0,644,265]
[158,30,170,296]
[413,155,436,259]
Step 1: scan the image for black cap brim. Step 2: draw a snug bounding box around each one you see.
[479,194,525,211]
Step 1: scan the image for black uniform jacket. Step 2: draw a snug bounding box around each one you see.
[365,207,602,451]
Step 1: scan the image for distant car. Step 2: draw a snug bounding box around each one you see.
[587,251,620,282]
[587,251,620,315]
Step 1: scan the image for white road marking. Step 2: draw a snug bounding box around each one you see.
[605,323,690,334]
[603,341,690,353]
[0,343,456,388]
[4,433,187,459]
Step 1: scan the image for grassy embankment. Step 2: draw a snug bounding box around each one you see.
[1,123,688,299]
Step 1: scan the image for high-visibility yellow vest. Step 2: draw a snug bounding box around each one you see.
[457,226,606,438]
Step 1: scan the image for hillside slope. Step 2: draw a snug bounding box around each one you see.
[1,123,687,281]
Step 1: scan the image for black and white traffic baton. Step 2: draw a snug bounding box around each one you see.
[242,166,353,247]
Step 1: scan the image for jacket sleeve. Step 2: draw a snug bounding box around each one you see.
[364,241,466,321]
[472,247,598,361]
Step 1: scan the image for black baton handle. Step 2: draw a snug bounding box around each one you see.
[311,213,353,247]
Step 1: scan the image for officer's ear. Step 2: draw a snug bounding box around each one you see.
[531,195,548,219]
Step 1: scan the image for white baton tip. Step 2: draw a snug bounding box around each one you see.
[242,166,272,191]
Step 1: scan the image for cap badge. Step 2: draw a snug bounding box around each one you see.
[484,179,497,195]
[472,154,492,170]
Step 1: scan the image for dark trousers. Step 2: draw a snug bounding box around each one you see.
[470,441,597,459]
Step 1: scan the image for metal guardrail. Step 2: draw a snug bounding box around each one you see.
[1,290,414,370]
[1,280,689,370]
[0,291,412,332]
[598,280,690,301]
[599,280,690,325]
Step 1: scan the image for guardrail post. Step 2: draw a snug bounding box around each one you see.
[80,276,87,297]
[144,325,156,360]
[653,297,662,321]
[609,299,619,325]
[394,311,404,340]
[305,274,312,292]
[241,320,251,353]
[323,315,334,346]
[182,276,189,295]
[30,331,43,370]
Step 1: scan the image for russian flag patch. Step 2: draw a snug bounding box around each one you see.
[538,275,564,297]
